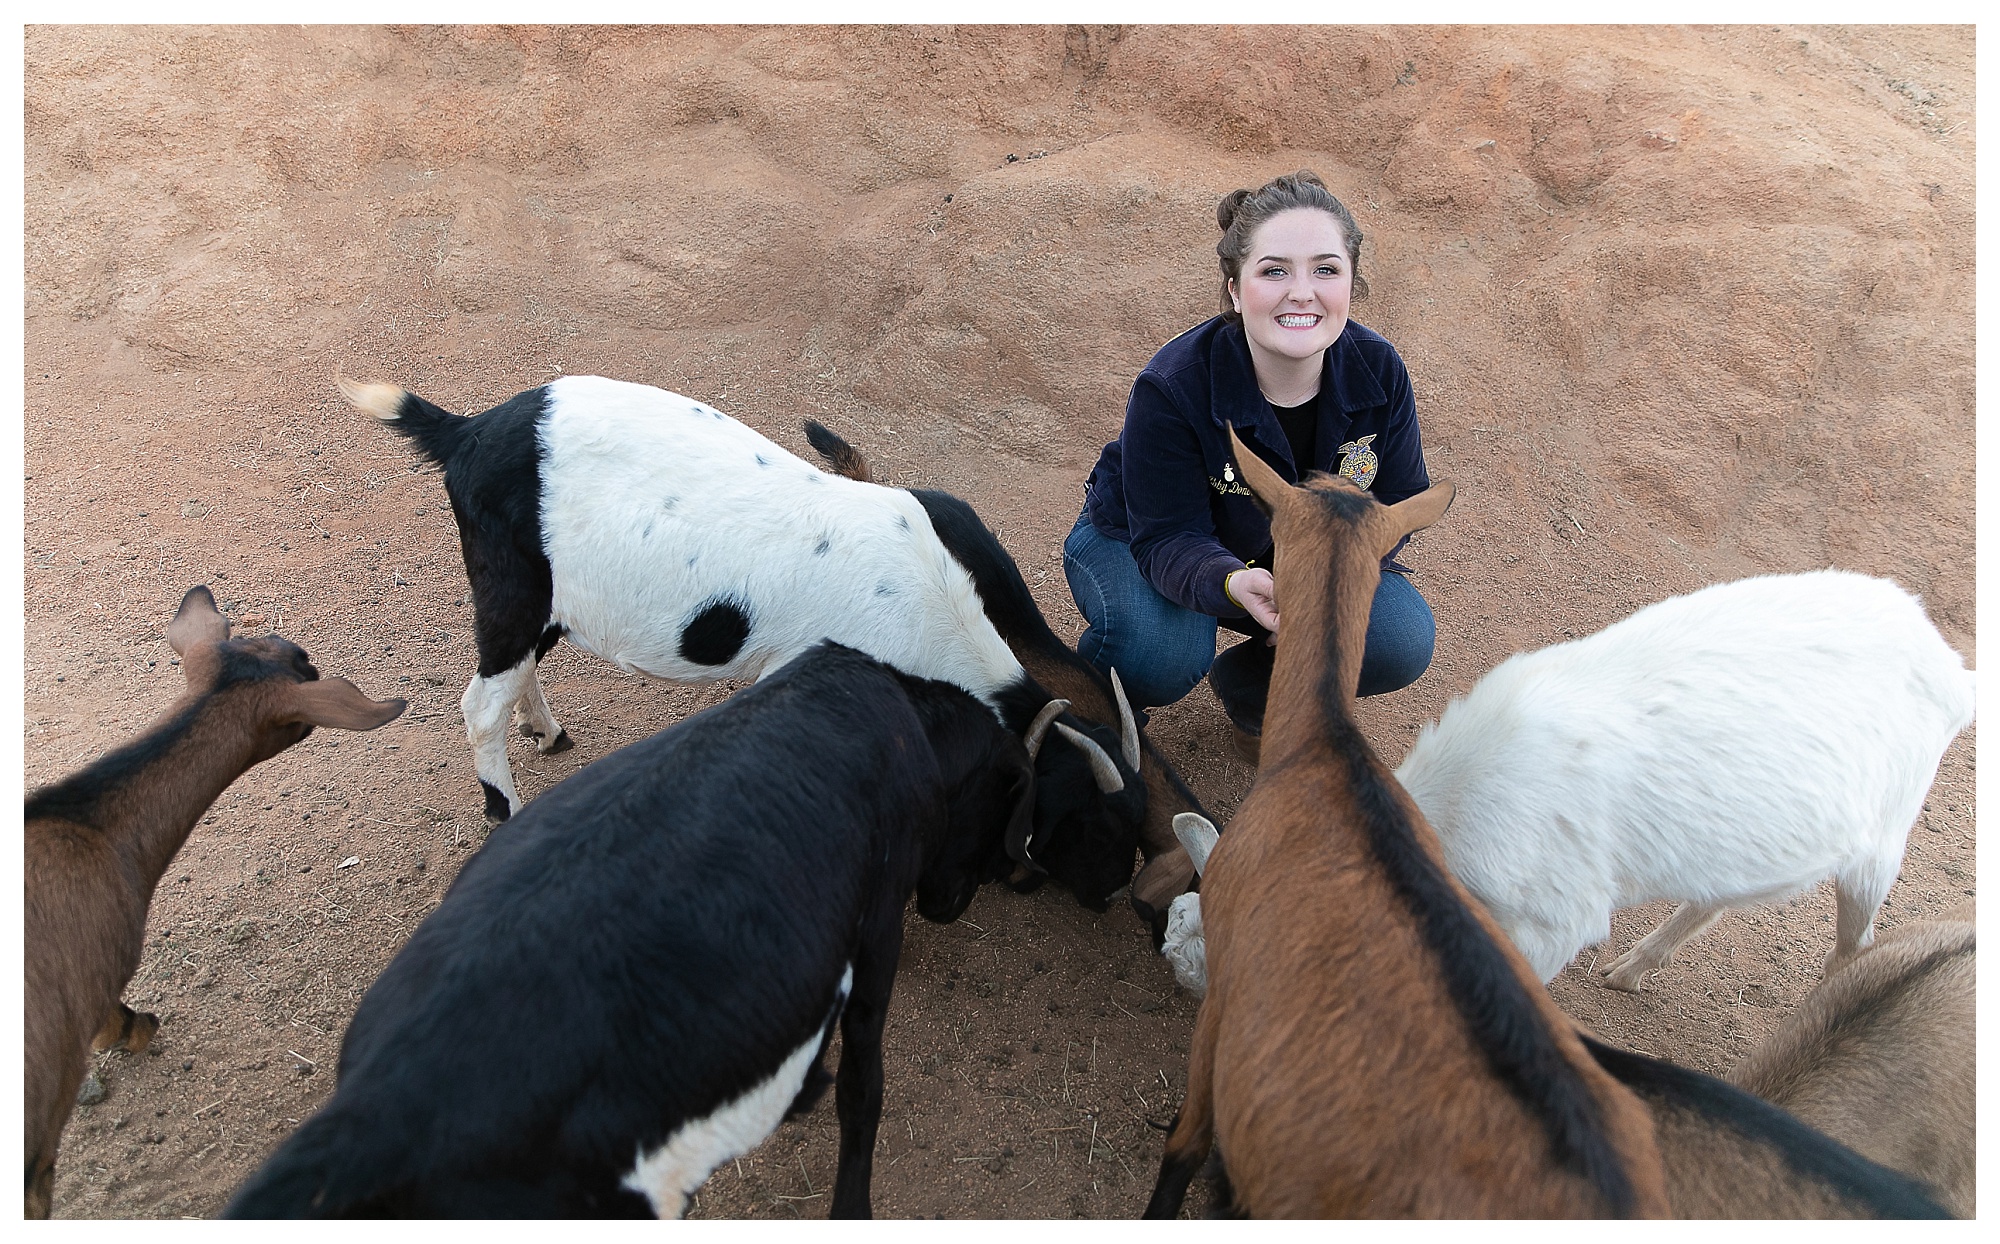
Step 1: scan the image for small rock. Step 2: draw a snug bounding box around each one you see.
[179,500,209,518]
[338,856,360,870]
[76,1071,106,1106]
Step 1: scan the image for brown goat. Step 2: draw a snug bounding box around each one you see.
[1725,905,1975,1216]
[1144,430,1670,1217]
[24,587,406,1218]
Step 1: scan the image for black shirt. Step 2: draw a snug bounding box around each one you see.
[1271,392,1319,476]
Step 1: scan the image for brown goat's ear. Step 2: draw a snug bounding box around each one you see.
[1226,426,1290,517]
[283,679,408,732]
[166,586,230,657]
[1384,481,1456,549]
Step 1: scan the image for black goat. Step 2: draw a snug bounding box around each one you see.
[223,642,1035,1218]
[802,420,1212,923]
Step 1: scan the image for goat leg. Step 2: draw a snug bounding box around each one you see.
[1144,1005,1218,1218]
[91,1002,159,1055]
[829,945,894,1218]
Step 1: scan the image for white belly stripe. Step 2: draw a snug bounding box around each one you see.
[622,964,853,1217]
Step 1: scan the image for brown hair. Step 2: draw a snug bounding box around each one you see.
[1215,170,1368,320]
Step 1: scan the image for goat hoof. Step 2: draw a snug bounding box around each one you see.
[1601,959,1650,992]
[124,1011,160,1054]
[93,1004,159,1054]
[480,780,513,824]
[543,729,574,754]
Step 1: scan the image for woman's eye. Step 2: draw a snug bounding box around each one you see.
[1317,265,1341,277]
[1260,265,1286,278]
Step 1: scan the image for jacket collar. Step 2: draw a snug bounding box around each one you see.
[1207,318,1387,471]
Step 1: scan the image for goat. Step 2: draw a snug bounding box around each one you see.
[1159,812,1219,995]
[1393,569,1976,990]
[222,641,1036,1218]
[25,587,406,1218]
[801,419,1214,924]
[1144,431,1673,1217]
[341,374,1132,905]
[1586,1036,1950,1217]
[1151,822,1955,1218]
[1725,905,1975,1216]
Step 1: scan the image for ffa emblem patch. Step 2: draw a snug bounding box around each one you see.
[1337,435,1379,490]
[1209,461,1253,497]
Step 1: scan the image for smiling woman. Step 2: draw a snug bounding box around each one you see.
[1064,171,1437,755]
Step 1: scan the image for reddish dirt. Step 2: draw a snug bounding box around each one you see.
[23,25,1973,1219]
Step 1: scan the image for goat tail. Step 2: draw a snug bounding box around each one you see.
[337,375,469,469]
[221,1104,409,1219]
[801,419,873,482]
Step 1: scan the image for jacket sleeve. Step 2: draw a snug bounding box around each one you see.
[1368,346,1431,568]
[1120,376,1249,618]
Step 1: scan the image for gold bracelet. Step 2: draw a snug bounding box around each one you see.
[1222,570,1245,610]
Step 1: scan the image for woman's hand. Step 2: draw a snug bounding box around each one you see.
[1225,567,1280,637]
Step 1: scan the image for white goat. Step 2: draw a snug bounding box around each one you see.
[1394,569,1975,989]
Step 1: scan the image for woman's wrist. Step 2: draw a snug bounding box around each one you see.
[1221,568,1246,611]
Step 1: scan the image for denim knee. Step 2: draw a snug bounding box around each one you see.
[1358,571,1436,697]
[1063,515,1219,709]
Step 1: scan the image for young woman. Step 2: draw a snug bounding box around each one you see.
[1064,171,1436,750]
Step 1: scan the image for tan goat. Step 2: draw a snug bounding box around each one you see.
[24,587,405,1218]
[1727,904,1975,1216]
[1144,432,1671,1217]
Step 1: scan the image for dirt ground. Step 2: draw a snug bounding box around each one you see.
[22,25,1974,1219]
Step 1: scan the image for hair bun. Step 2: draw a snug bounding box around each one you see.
[1215,188,1252,233]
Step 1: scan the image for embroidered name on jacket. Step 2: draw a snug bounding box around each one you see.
[1209,461,1254,497]
[1337,435,1379,490]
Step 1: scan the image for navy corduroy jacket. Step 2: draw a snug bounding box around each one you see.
[1083,315,1430,617]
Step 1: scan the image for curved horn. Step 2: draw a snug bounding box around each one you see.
[1108,667,1141,772]
[1055,722,1126,794]
[1023,698,1069,762]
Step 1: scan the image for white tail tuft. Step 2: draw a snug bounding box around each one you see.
[337,375,408,422]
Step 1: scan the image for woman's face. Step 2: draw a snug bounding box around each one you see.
[1229,207,1354,366]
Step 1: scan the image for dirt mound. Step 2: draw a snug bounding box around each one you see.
[25,25,1972,1219]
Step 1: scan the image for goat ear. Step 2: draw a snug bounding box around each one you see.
[1172,812,1221,876]
[1226,426,1290,517]
[1001,745,1045,874]
[166,586,230,656]
[283,679,408,731]
[1384,481,1455,547]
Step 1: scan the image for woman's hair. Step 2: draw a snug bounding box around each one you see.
[1215,170,1368,320]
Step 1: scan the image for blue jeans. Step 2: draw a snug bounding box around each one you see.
[1061,512,1436,710]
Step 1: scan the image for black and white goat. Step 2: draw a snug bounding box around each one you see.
[223,641,1036,1218]
[342,374,1134,904]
